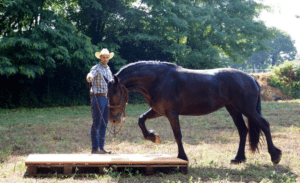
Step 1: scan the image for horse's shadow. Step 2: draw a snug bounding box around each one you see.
[188,163,298,182]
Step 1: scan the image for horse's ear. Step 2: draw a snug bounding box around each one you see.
[114,75,119,85]
[103,76,109,84]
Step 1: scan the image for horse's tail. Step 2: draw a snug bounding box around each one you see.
[248,79,262,153]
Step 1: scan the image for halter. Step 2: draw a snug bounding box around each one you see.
[89,83,128,138]
[108,84,129,125]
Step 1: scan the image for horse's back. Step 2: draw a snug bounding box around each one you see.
[176,67,259,95]
[159,67,260,115]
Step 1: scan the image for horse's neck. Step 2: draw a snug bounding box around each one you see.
[122,77,152,104]
[119,71,154,95]
[121,77,151,93]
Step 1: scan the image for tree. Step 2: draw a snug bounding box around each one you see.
[0,0,276,107]
[0,0,97,78]
[0,0,97,107]
[233,28,297,70]
[63,0,272,70]
[114,0,272,69]
[268,29,297,66]
[69,0,128,72]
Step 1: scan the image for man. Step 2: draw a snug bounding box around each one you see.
[86,48,113,154]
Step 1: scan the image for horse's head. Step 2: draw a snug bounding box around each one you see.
[107,75,128,125]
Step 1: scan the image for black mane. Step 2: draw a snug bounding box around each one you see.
[115,61,178,76]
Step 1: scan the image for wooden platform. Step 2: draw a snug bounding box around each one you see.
[25,154,188,175]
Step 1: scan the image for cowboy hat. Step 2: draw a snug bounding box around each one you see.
[95,48,114,59]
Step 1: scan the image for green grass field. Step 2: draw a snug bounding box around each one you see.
[0,100,299,182]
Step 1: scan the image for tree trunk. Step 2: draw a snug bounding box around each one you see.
[271,55,277,66]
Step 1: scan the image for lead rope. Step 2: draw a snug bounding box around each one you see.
[89,82,126,138]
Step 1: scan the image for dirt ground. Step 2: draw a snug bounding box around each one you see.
[251,73,293,101]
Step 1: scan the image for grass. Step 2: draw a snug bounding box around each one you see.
[0,100,299,182]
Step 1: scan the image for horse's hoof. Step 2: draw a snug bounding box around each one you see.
[177,155,189,162]
[271,148,282,165]
[230,158,246,164]
[146,130,161,143]
[272,156,281,165]
[154,135,161,144]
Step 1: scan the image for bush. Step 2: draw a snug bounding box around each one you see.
[269,61,300,98]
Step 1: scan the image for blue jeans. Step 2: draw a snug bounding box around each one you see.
[91,95,109,150]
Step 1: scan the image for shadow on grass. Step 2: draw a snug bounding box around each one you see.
[23,166,180,181]
[23,164,298,183]
[188,164,298,182]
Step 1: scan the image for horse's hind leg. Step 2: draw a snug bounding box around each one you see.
[225,105,248,164]
[245,112,282,164]
[261,117,282,164]
[138,108,162,143]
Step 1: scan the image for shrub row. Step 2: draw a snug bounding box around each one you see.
[269,61,300,99]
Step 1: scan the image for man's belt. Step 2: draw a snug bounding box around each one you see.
[92,93,107,97]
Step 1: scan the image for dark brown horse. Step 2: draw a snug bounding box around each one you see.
[107,61,281,164]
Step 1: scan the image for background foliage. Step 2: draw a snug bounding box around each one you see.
[269,61,300,99]
[232,28,297,71]
[0,0,298,108]
[0,0,99,108]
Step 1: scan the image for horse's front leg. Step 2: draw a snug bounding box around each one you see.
[166,111,188,161]
[138,108,162,143]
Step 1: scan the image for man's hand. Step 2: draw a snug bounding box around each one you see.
[86,73,93,83]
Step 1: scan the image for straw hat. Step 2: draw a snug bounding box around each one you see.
[95,48,114,59]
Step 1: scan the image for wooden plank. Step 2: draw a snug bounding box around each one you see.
[145,166,155,175]
[64,166,72,174]
[25,154,188,166]
[99,167,104,174]
[26,166,37,174]
[25,154,188,175]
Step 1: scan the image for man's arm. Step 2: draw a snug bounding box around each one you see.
[86,65,98,83]
[86,73,93,83]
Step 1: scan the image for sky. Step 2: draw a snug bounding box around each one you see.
[256,0,300,58]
